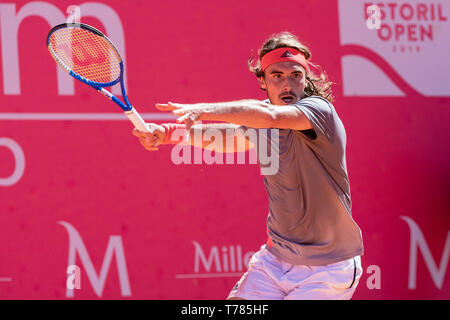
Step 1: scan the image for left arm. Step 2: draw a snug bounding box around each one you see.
[156,100,313,131]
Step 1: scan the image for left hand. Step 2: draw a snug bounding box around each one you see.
[156,102,208,133]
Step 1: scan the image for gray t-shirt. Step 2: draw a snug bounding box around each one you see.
[239,96,363,266]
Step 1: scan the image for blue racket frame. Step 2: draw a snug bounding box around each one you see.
[68,63,132,112]
[47,23,133,112]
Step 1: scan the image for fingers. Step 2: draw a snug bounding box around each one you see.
[132,129,160,151]
[175,113,191,123]
[132,128,141,137]
[184,120,192,142]
[172,109,189,118]
[153,136,161,147]
[133,127,155,137]
[176,111,200,124]
[156,102,203,126]
[155,102,181,111]
[140,136,160,151]
[144,146,159,151]
[155,104,174,111]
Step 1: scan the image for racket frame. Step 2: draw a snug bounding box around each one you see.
[46,23,148,131]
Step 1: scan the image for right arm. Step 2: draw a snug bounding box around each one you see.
[133,122,253,153]
[182,123,253,153]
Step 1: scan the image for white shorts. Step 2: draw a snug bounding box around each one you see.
[227,245,363,300]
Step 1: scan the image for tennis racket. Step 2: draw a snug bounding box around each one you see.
[46,23,149,132]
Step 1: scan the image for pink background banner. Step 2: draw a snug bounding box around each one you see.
[0,0,449,299]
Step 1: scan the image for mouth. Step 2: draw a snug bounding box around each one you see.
[280,95,296,104]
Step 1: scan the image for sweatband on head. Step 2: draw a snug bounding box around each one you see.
[260,47,309,73]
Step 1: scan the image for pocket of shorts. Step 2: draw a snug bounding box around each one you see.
[347,256,362,289]
[347,258,357,289]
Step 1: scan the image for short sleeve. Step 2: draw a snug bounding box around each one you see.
[293,96,335,142]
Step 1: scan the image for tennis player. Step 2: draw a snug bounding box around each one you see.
[133,32,364,300]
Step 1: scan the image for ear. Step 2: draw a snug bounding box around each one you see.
[259,76,267,91]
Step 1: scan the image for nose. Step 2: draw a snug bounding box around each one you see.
[282,79,291,91]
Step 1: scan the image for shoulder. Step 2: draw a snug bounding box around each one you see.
[296,96,334,113]
[293,96,338,142]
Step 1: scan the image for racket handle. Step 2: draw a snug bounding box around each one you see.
[125,108,149,132]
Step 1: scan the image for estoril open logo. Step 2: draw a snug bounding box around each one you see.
[337,0,449,97]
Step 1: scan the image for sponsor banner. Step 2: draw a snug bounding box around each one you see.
[338,0,450,96]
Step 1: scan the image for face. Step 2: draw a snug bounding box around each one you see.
[259,61,306,105]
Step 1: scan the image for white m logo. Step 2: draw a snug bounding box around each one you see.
[401,216,450,290]
[59,221,132,297]
[0,1,126,95]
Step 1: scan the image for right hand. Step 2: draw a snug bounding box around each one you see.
[132,123,166,151]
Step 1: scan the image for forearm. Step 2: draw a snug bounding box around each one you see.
[199,100,275,128]
[165,122,252,153]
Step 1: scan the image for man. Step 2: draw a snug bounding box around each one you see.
[133,32,364,300]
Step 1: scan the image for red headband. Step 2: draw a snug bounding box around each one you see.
[260,47,309,73]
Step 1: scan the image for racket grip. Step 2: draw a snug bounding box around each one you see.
[125,108,149,132]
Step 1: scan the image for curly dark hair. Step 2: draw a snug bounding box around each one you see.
[248,32,334,103]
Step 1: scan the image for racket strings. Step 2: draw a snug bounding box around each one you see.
[49,28,121,84]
